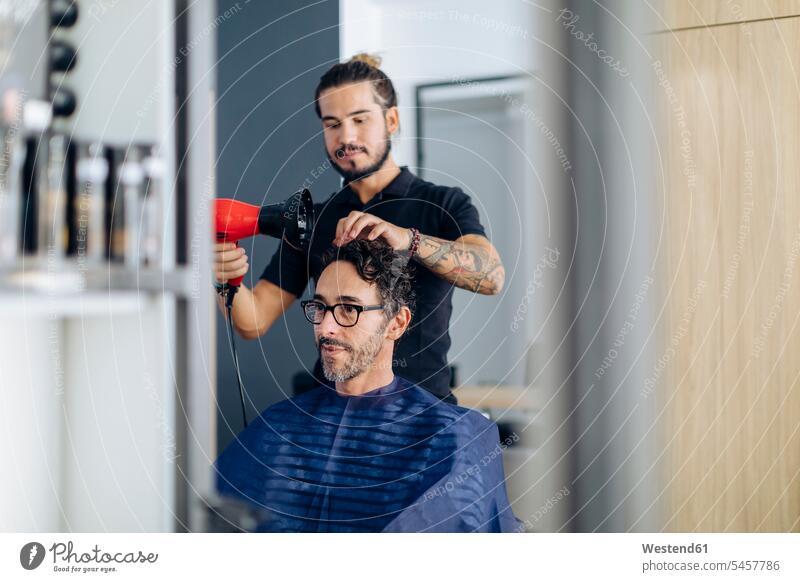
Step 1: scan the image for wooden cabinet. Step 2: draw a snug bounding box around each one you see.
[655,11,800,531]
[651,0,800,31]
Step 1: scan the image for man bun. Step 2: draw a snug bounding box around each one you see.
[349,52,382,69]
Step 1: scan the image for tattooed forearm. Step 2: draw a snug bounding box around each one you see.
[413,234,505,295]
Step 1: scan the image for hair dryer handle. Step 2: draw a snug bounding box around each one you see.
[229,241,245,287]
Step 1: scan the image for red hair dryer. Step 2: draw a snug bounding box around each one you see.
[214,189,314,305]
[214,190,314,430]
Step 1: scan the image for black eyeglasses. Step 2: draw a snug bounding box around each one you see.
[301,300,385,327]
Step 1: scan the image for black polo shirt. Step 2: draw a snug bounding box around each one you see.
[260,166,487,401]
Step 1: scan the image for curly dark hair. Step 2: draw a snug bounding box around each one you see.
[320,239,414,320]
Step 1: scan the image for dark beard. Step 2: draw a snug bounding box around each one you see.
[328,135,392,184]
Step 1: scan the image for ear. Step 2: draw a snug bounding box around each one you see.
[384,305,411,341]
[384,106,400,135]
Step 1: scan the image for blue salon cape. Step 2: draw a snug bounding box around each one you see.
[215,376,521,532]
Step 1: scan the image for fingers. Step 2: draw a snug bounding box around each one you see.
[348,214,379,239]
[334,212,355,241]
[214,259,249,283]
[366,223,388,241]
[335,211,363,243]
[354,223,376,240]
[335,213,381,245]
[216,246,246,263]
[213,245,249,283]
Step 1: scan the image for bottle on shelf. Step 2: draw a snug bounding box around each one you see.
[141,148,164,267]
[0,89,26,264]
[37,133,69,263]
[112,148,146,266]
[74,143,108,266]
[22,100,53,256]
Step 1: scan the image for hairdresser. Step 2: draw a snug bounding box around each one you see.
[212,53,505,403]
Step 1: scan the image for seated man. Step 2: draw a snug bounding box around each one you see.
[214,239,520,532]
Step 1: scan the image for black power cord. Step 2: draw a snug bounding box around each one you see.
[221,286,248,429]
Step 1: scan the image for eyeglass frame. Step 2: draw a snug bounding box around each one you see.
[300,299,386,327]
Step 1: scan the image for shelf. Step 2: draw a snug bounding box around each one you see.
[0,291,151,316]
[453,384,538,412]
[0,257,192,297]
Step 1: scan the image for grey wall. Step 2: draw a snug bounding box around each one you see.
[556,1,659,531]
[215,0,339,451]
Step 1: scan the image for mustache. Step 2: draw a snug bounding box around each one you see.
[318,337,352,351]
[335,144,367,158]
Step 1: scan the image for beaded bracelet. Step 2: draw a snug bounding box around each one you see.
[407,227,420,258]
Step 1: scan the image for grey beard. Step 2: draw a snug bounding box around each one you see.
[320,327,386,382]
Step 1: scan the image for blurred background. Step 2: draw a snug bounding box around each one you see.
[0,0,797,533]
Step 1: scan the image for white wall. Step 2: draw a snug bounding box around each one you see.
[341,0,538,167]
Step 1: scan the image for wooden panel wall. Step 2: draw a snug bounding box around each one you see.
[655,11,800,531]
[651,0,800,31]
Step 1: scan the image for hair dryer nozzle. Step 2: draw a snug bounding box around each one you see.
[258,189,315,252]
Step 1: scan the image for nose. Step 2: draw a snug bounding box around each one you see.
[317,307,339,336]
[340,119,358,145]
